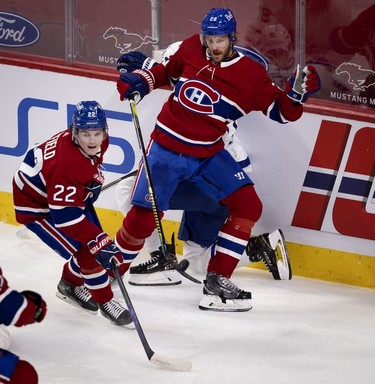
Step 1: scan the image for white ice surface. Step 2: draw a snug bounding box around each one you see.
[1,222,374,384]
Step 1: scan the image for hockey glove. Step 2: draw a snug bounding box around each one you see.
[116,51,156,73]
[84,180,103,204]
[117,69,154,103]
[88,232,124,270]
[21,290,47,323]
[286,64,321,104]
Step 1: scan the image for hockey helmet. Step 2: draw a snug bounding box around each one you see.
[72,101,107,130]
[200,8,236,37]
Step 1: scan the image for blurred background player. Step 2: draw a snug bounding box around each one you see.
[115,43,291,286]
[115,8,320,312]
[329,3,375,105]
[243,0,354,100]
[12,101,132,327]
[0,267,47,384]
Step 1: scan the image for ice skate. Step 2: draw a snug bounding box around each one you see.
[129,241,185,286]
[99,299,134,328]
[199,272,252,312]
[246,229,292,280]
[56,279,99,314]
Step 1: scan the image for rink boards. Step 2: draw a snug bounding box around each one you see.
[0,63,374,289]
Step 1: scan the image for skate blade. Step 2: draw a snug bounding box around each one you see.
[198,294,252,312]
[108,320,136,330]
[128,270,182,286]
[269,229,292,280]
[55,291,99,315]
[101,313,136,330]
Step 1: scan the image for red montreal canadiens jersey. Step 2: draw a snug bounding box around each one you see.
[12,130,109,245]
[150,34,302,157]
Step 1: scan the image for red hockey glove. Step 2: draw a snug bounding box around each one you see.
[12,291,47,326]
[21,290,47,323]
[286,65,321,104]
[88,233,124,270]
[116,69,154,103]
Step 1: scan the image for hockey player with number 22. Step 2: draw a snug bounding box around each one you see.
[12,101,133,327]
[115,8,321,312]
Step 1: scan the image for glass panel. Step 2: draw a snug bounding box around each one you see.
[157,0,297,93]
[0,1,65,59]
[307,0,374,109]
[1,0,374,111]
[73,0,155,67]
[239,0,296,88]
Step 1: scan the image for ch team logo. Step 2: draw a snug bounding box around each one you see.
[0,12,40,47]
[178,80,220,114]
[292,120,375,241]
[102,27,158,54]
[335,62,375,92]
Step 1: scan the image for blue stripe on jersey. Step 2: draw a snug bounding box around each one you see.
[69,257,81,276]
[0,291,25,326]
[0,350,19,381]
[237,157,251,169]
[18,149,47,194]
[81,269,109,291]
[267,100,288,124]
[216,236,246,258]
[113,242,139,262]
[14,206,49,217]
[50,206,85,227]
[26,219,80,260]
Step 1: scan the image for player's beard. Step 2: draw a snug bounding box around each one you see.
[209,46,232,64]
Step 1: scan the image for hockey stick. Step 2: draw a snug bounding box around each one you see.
[111,259,192,372]
[129,99,200,284]
[101,169,138,192]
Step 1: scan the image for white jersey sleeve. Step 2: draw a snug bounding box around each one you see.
[223,122,252,173]
[115,176,137,215]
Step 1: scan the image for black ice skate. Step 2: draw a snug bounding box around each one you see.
[199,272,252,312]
[246,229,292,280]
[129,238,187,286]
[99,299,134,328]
[56,279,99,314]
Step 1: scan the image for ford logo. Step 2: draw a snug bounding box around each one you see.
[0,12,40,47]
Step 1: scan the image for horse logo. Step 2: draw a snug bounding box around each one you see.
[103,27,158,53]
[335,62,375,91]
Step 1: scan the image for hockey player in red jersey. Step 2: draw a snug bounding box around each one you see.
[115,43,291,286]
[0,267,47,383]
[115,8,320,311]
[12,101,132,327]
